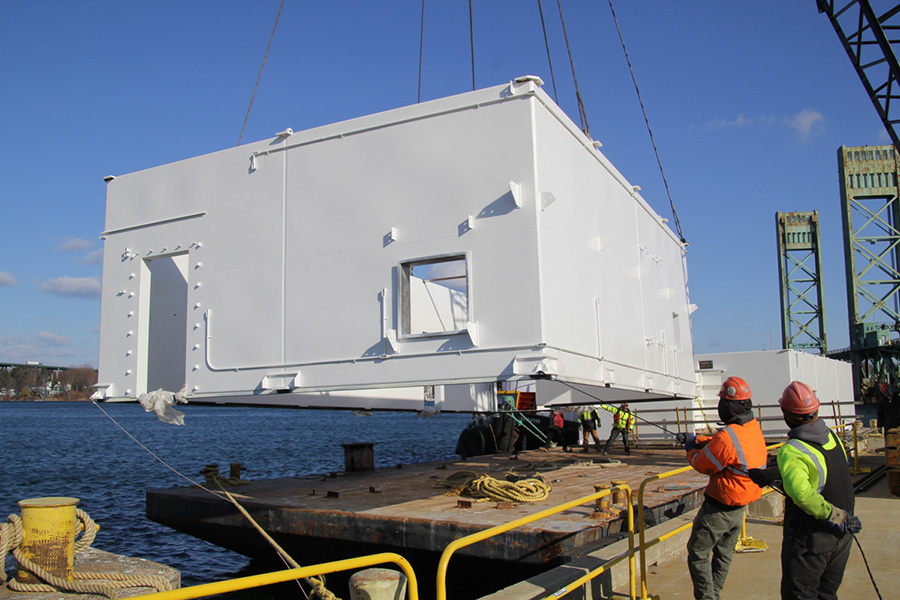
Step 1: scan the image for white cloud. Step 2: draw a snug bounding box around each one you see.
[58,237,94,252]
[693,109,825,141]
[38,331,69,346]
[41,276,101,299]
[0,272,16,286]
[0,336,42,362]
[785,108,825,140]
[77,248,104,266]
[698,113,752,133]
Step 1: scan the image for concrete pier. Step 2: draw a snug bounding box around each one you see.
[0,548,179,600]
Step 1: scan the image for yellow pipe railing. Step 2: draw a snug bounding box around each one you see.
[636,465,693,599]
[436,485,635,600]
[125,552,418,600]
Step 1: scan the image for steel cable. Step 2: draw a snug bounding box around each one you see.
[537,0,559,104]
[238,0,285,146]
[607,0,686,244]
[556,0,589,136]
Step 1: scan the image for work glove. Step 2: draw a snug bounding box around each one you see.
[824,506,862,534]
[675,433,687,445]
[683,434,698,452]
[747,466,780,488]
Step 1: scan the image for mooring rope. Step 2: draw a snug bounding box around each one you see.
[432,471,552,503]
[0,510,173,597]
[214,482,340,600]
[470,474,552,503]
[89,400,338,600]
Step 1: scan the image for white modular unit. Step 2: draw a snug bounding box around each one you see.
[94,77,696,410]
[694,350,855,436]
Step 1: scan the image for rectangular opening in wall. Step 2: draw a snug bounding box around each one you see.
[144,253,189,394]
[400,255,468,336]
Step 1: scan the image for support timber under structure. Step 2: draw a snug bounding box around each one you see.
[776,211,827,354]
[834,144,900,402]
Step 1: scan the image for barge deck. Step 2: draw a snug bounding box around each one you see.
[147,446,709,598]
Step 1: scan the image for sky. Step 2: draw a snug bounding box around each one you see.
[0,1,890,369]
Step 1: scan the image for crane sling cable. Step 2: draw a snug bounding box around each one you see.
[417,0,426,103]
[537,0,560,104]
[499,393,550,444]
[607,0,686,244]
[469,0,476,90]
[237,0,285,146]
[89,400,338,600]
[1,510,173,597]
[556,0,589,136]
[532,372,682,437]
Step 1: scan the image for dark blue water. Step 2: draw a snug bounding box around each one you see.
[0,401,469,587]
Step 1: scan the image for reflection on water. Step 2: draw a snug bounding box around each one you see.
[0,401,469,590]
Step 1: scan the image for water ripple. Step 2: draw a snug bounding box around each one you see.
[0,402,469,591]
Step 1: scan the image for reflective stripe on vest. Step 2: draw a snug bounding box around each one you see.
[691,425,752,477]
[698,445,724,471]
[785,438,827,493]
[723,427,750,478]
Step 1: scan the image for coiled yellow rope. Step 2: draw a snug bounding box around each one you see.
[469,474,552,503]
[433,470,552,503]
[0,510,173,597]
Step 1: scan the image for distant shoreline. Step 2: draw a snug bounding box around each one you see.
[0,394,93,403]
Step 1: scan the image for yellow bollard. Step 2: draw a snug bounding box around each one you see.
[610,480,628,505]
[17,497,80,584]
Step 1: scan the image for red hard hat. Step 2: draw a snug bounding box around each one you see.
[779,381,820,415]
[718,376,751,401]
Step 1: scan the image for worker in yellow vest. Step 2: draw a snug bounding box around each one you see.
[578,407,603,453]
[600,403,635,455]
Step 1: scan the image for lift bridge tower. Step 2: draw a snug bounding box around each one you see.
[777,211,828,354]
[832,145,900,403]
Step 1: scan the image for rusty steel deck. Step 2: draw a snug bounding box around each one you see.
[146,446,708,569]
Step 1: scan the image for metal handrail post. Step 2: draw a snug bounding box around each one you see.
[436,486,632,600]
[637,465,693,599]
[534,487,635,600]
[849,420,871,474]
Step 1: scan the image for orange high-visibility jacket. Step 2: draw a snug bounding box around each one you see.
[687,418,767,507]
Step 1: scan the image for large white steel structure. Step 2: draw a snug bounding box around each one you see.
[694,350,854,436]
[94,77,696,411]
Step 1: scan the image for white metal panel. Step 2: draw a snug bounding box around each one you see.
[532,96,693,398]
[694,350,854,436]
[96,78,696,410]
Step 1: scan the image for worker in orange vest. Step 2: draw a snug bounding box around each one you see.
[680,376,767,600]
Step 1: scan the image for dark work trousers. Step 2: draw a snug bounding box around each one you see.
[686,499,745,600]
[604,427,630,453]
[547,425,566,449]
[780,528,852,600]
